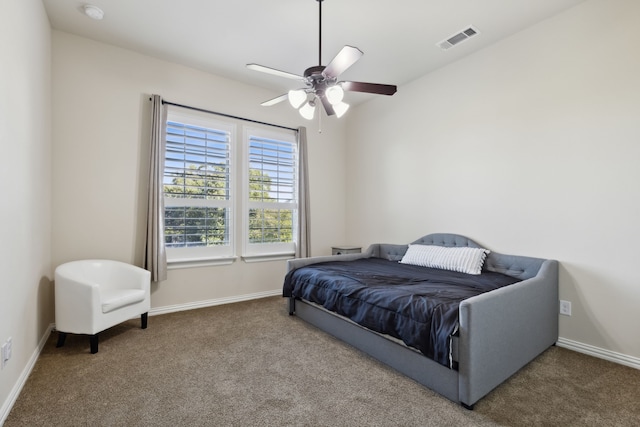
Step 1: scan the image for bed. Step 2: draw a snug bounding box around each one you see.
[283,233,558,409]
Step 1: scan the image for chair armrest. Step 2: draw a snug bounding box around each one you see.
[107,262,151,291]
[54,275,102,334]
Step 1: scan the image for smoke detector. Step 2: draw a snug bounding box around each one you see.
[83,5,104,20]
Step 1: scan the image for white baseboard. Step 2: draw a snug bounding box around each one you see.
[149,289,282,317]
[0,323,55,426]
[556,337,640,370]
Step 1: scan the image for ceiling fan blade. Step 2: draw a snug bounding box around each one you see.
[246,63,303,80]
[261,94,289,107]
[323,46,363,79]
[319,96,336,116]
[342,81,397,96]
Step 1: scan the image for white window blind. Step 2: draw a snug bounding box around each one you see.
[244,128,297,257]
[164,109,235,262]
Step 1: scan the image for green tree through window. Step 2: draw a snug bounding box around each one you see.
[164,164,229,247]
[248,169,293,244]
[164,165,294,247]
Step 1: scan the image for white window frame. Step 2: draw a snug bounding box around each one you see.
[163,108,299,268]
[242,126,298,261]
[164,107,237,267]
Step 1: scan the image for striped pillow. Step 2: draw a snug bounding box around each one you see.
[399,244,489,275]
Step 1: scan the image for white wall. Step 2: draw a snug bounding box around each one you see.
[0,0,53,420]
[346,0,640,362]
[52,32,347,310]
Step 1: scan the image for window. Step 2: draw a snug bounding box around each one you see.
[164,109,235,262]
[244,127,297,258]
[163,107,298,266]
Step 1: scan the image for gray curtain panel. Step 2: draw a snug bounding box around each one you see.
[143,94,168,281]
[296,126,311,258]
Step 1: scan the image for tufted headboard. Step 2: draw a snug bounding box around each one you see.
[412,233,482,248]
[370,233,546,281]
[370,233,481,262]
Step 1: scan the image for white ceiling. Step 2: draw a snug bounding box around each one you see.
[43,0,586,104]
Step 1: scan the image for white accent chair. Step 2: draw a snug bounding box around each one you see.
[54,260,151,354]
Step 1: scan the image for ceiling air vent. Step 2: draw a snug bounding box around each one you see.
[437,26,480,51]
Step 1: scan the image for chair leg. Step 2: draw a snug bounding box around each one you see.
[141,312,148,329]
[56,332,67,348]
[90,334,99,354]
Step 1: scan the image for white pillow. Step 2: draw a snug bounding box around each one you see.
[399,244,490,275]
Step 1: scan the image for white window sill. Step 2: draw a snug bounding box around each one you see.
[241,252,295,263]
[168,256,238,270]
[167,252,294,269]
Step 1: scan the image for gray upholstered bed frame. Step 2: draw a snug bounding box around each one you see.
[286,233,559,409]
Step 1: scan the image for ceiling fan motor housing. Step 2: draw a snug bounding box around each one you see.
[304,65,336,96]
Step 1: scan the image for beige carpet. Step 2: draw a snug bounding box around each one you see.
[5,297,640,426]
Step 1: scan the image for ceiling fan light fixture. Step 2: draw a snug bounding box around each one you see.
[299,101,316,120]
[325,85,344,105]
[248,0,396,121]
[333,101,349,118]
[288,89,307,109]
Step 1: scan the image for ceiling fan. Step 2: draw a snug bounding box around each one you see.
[246,0,397,120]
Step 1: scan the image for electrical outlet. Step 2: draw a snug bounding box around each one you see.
[1,337,11,369]
[1,343,7,369]
[559,300,572,316]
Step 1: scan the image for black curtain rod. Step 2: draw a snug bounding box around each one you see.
[160,100,298,132]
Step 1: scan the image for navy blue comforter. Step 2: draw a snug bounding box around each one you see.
[283,258,520,368]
